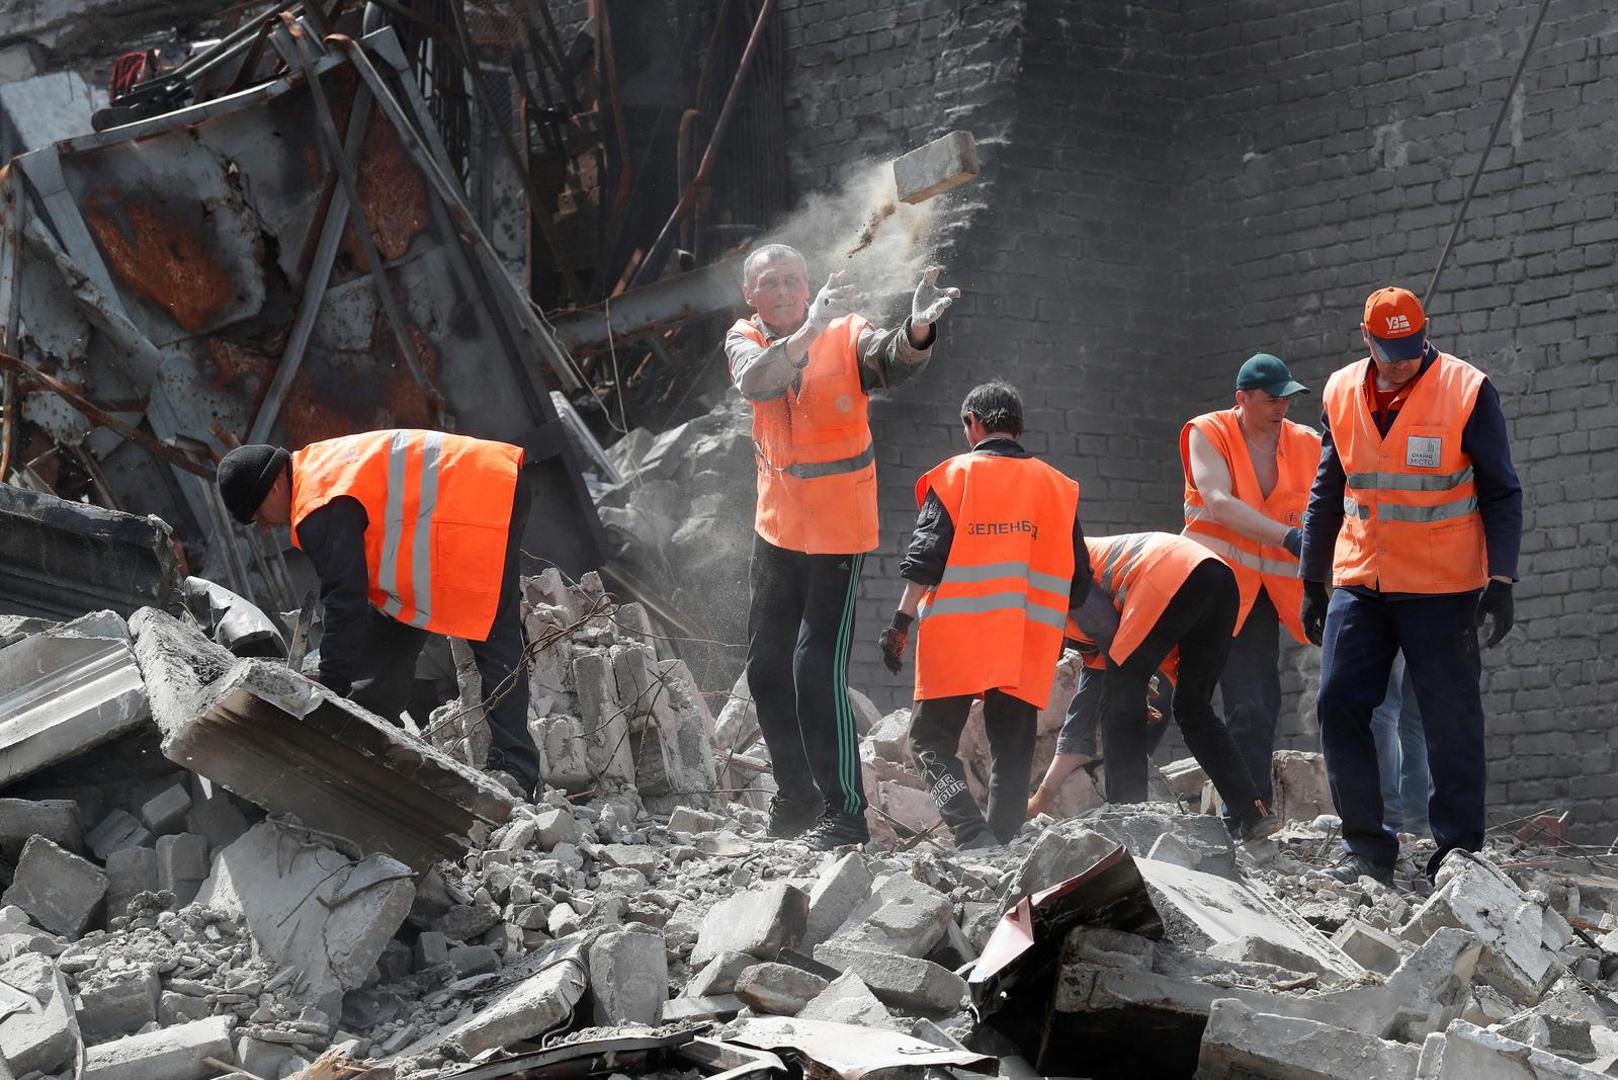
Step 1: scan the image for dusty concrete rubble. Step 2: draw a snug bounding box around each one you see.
[6,580,1618,1078]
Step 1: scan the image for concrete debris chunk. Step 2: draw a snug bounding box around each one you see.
[0,614,149,788]
[1014,822,1119,897]
[1403,853,1561,1003]
[1333,918,1414,976]
[2,834,108,937]
[798,971,898,1029]
[1271,750,1333,823]
[588,928,669,1024]
[691,881,809,966]
[75,967,161,1044]
[828,872,954,958]
[804,851,876,947]
[734,961,829,1016]
[155,832,210,907]
[436,945,588,1057]
[0,952,79,1075]
[685,950,754,997]
[81,1014,236,1080]
[131,608,516,871]
[1197,997,1422,1079]
[194,822,415,1017]
[813,941,968,1015]
[0,798,83,861]
[87,809,154,860]
[138,781,191,836]
[103,847,158,923]
[1417,1019,1609,1079]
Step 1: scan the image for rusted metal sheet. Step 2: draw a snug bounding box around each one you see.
[0,25,605,594]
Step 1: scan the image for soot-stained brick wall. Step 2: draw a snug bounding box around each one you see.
[1179,0,1618,838]
[766,0,1617,837]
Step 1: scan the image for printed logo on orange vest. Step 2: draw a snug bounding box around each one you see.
[967,520,1041,540]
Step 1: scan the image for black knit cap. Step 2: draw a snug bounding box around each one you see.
[217,444,290,524]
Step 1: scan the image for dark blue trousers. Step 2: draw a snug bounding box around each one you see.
[1317,587,1484,876]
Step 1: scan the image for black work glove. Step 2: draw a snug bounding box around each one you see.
[879,612,913,675]
[1476,580,1514,648]
[1282,527,1303,558]
[1301,580,1329,646]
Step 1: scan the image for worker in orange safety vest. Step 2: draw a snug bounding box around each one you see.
[216,431,542,799]
[1301,286,1522,884]
[1180,353,1321,831]
[876,382,1112,849]
[1026,532,1279,841]
[726,243,959,850]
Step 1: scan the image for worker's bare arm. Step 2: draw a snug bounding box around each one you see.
[1186,427,1293,546]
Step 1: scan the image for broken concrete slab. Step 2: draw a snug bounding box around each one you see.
[2,835,108,937]
[804,851,875,948]
[1333,918,1413,976]
[433,941,588,1058]
[690,881,808,966]
[0,798,83,861]
[1403,853,1561,1003]
[130,608,516,871]
[0,952,78,1075]
[75,968,161,1044]
[1417,1019,1609,1079]
[155,833,209,907]
[1134,857,1364,980]
[1272,750,1333,823]
[798,971,898,1029]
[195,822,414,1017]
[812,941,968,1015]
[86,809,153,861]
[827,872,954,958]
[1198,997,1422,1079]
[0,613,149,787]
[1014,822,1119,897]
[1085,805,1238,880]
[685,950,754,997]
[0,486,180,622]
[734,962,829,1016]
[81,1014,236,1080]
[893,129,980,204]
[1497,1013,1600,1064]
[104,847,157,923]
[587,928,668,1025]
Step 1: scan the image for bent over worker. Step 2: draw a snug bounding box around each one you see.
[877,382,1109,849]
[1181,353,1321,830]
[1300,286,1521,884]
[216,431,542,799]
[727,243,958,850]
[1029,532,1278,841]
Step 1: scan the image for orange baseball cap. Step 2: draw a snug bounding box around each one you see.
[1363,286,1427,361]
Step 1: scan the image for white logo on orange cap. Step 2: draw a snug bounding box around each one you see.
[1385,314,1411,333]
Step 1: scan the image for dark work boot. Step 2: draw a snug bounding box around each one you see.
[1323,852,1395,886]
[767,795,824,840]
[801,808,870,850]
[955,825,1000,851]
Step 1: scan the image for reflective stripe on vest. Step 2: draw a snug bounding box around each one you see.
[1074,532,1220,668]
[755,440,876,480]
[912,452,1080,710]
[1184,533,1299,577]
[378,430,443,627]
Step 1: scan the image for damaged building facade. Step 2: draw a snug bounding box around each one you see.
[1,0,1618,1078]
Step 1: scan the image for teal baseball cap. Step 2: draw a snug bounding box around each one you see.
[1235,353,1309,397]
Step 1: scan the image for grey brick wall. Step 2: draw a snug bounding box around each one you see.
[764,0,1618,839]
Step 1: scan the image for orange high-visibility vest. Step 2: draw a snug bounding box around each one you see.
[1180,410,1321,642]
[1324,354,1489,593]
[913,452,1080,709]
[730,315,878,555]
[291,430,523,641]
[1067,533,1220,677]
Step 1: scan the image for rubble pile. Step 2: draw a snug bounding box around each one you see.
[9,580,1618,1078]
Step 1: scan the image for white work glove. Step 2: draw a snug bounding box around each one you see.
[910,265,960,335]
[806,271,861,332]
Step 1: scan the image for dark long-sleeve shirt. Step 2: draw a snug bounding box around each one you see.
[1299,345,1523,592]
[294,496,371,694]
[725,314,934,401]
[900,437,1094,607]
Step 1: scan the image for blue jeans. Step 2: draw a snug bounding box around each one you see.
[1318,587,1484,876]
[1370,654,1432,836]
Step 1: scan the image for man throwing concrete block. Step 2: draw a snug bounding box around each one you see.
[216,431,542,800]
[726,243,957,849]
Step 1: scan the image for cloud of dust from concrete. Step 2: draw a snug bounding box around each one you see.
[760,161,940,323]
